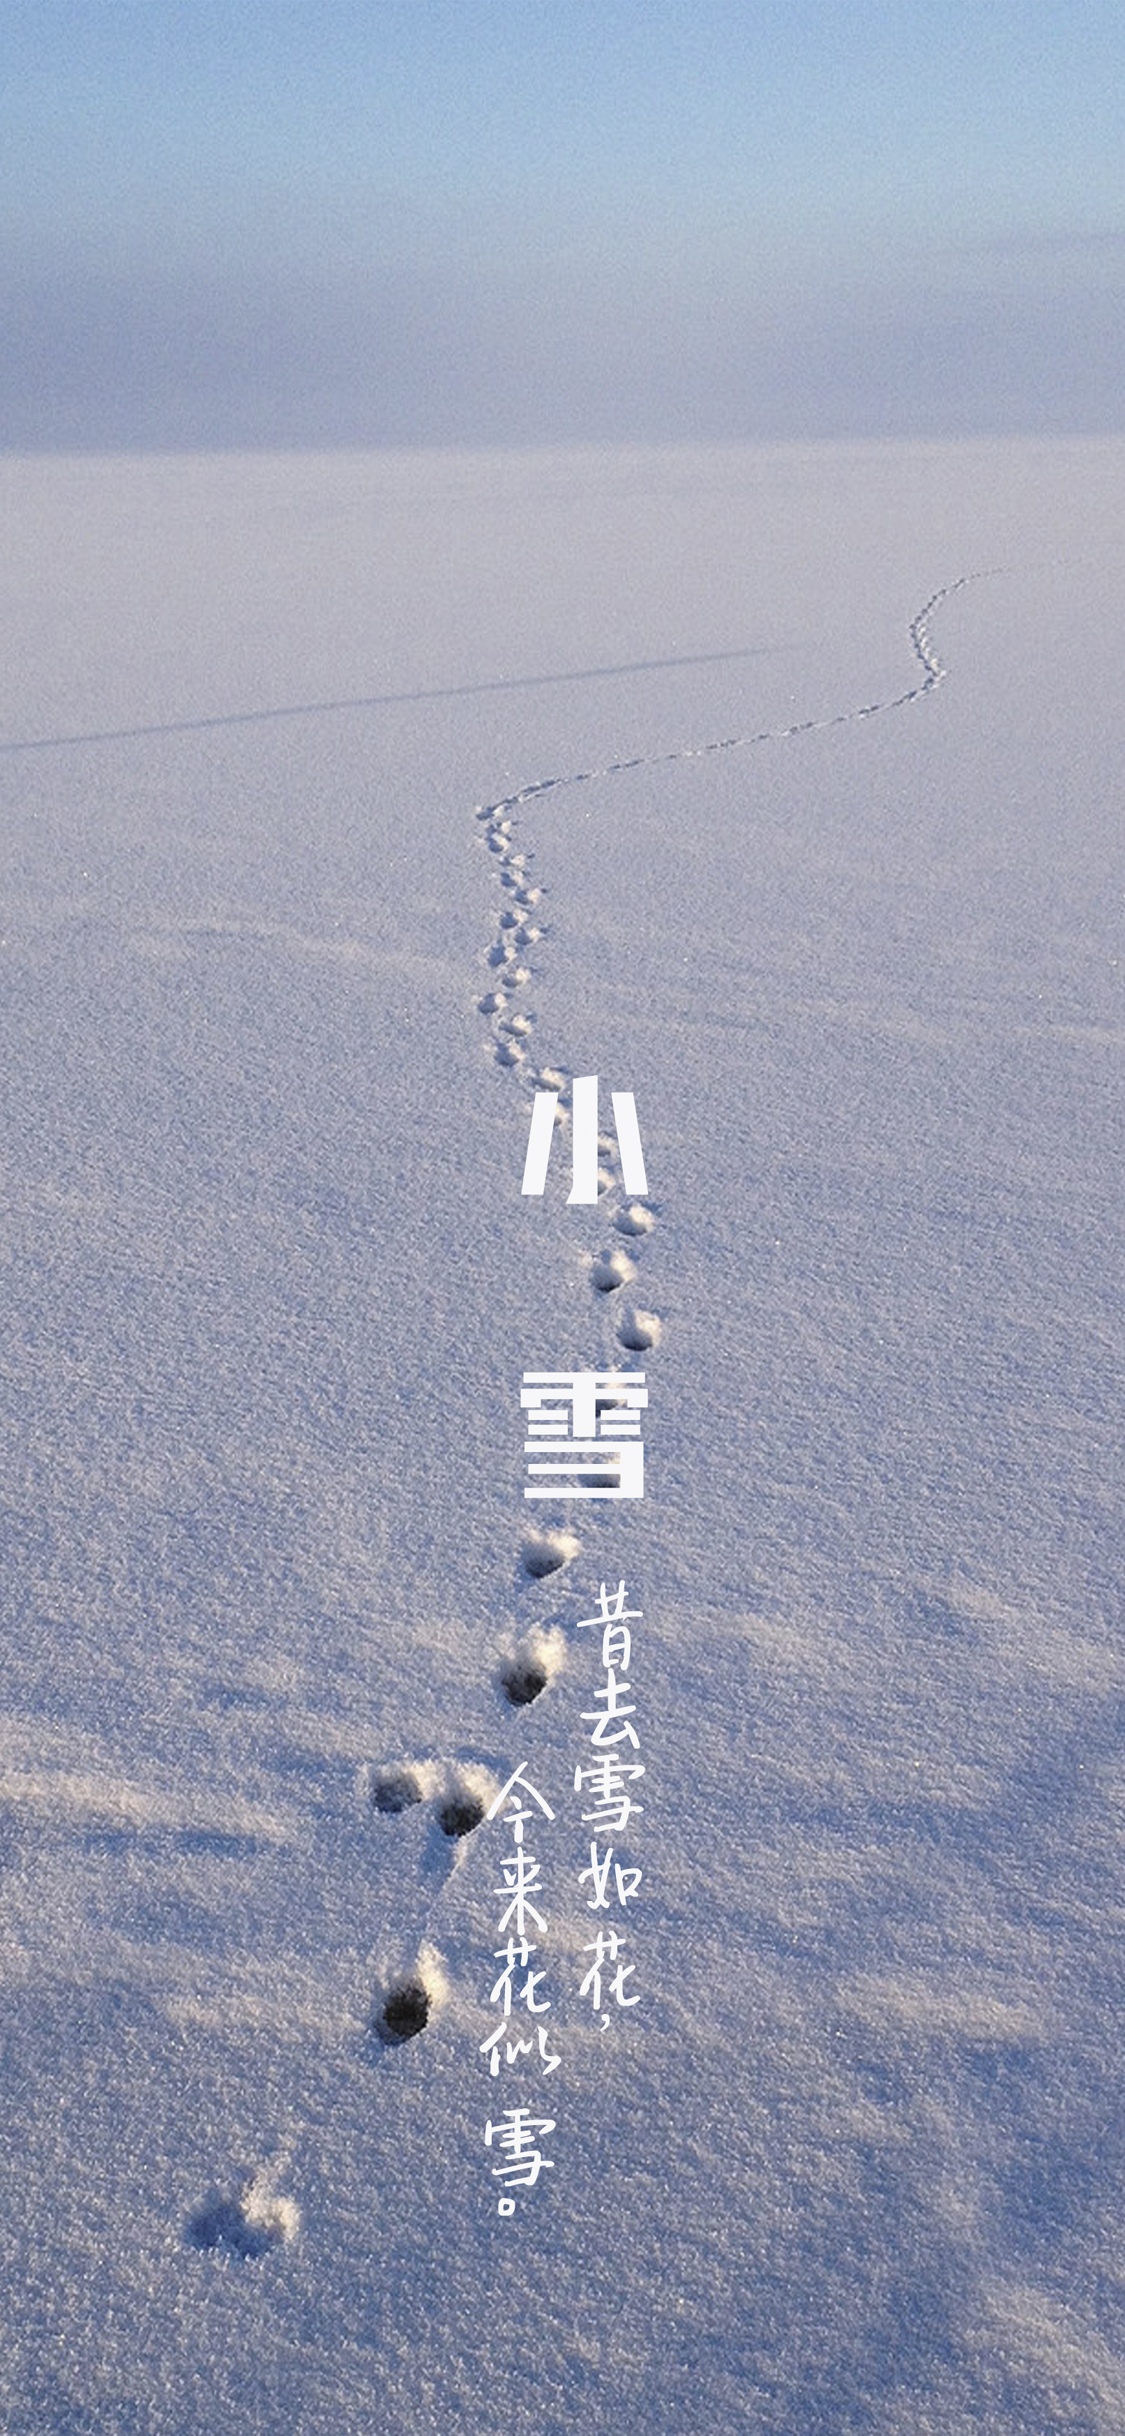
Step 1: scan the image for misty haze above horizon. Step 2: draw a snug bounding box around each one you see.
[4,0,1124,450]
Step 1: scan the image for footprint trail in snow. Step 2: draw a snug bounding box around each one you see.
[392,578,987,2082]
[473,575,981,1385]
[199,575,982,2210]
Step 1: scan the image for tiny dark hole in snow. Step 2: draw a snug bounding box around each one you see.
[438,1796,485,1839]
[379,1982,430,2043]
[502,1663,548,1708]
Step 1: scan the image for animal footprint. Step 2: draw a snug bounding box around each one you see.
[614,1202,655,1237]
[376,1979,430,2043]
[521,1526,580,1580]
[372,1945,447,2047]
[590,1248,635,1294]
[188,2161,299,2259]
[617,1308,662,1352]
[368,1761,432,1815]
[498,1626,565,1708]
[364,1757,494,1839]
[437,1786,487,1839]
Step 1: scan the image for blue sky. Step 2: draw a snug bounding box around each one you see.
[3,0,1124,445]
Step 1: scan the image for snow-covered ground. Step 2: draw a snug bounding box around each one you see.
[1,438,1124,2433]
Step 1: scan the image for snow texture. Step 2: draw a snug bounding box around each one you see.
[1,438,1124,2432]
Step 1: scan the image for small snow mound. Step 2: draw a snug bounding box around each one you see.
[614,1202,655,1237]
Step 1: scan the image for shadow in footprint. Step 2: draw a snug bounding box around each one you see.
[617,1309,662,1352]
[187,2173,297,2260]
[590,1249,634,1294]
[370,1764,427,1816]
[426,1759,495,1858]
[365,1757,495,1892]
[376,1979,431,2044]
[501,1658,548,1707]
[614,1202,655,1237]
[498,1625,564,1709]
[371,1945,447,2048]
[188,2197,279,2261]
[437,1792,486,1838]
[521,1527,580,1581]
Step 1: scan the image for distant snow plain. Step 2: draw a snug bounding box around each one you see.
[1,437,1124,2434]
